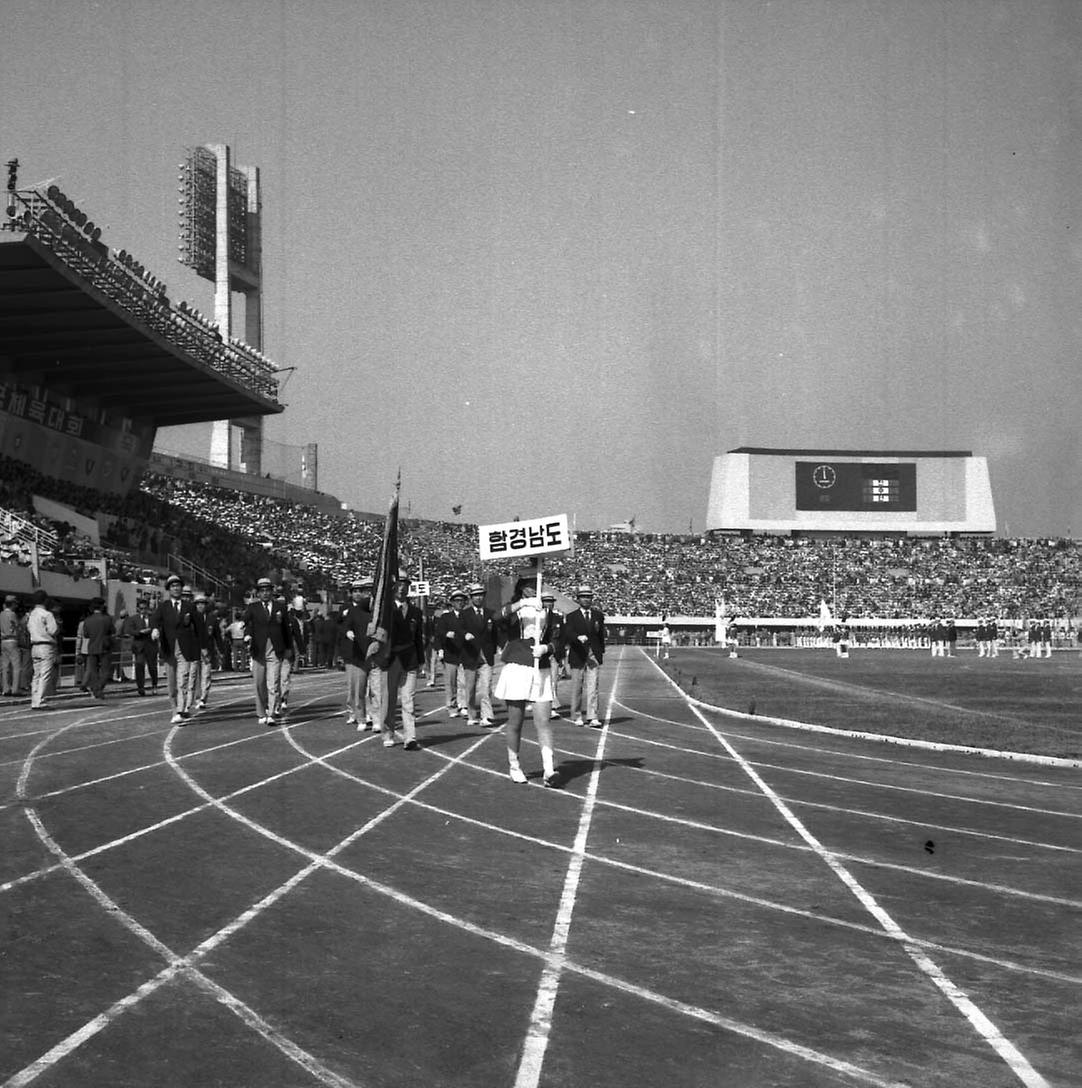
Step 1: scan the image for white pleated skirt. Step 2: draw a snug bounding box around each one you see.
[494,662,553,703]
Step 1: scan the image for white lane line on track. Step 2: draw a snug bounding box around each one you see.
[157,685,911,1088]
[614,698,1082,792]
[282,727,1082,987]
[646,664,1081,768]
[1,686,459,894]
[512,657,619,1088]
[448,748,1082,909]
[0,732,381,897]
[564,751,1082,857]
[8,704,364,1088]
[645,650,1055,1088]
[594,724,1082,822]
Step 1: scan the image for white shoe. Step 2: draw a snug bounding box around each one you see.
[572,717,585,727]
[589,719,603,728]
[466,718,480,726]
[196,700,206,711]
[508,766,527,784]
[550,709,560,719]
[170,712,183,724]
[382,735,397,748]
[480,719,496,728]
[346,716,358,726]
[257,716,269,726]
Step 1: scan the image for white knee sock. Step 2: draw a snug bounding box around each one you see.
[541,746,555,776]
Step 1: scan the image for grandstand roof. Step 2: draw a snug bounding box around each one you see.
[0,231,283,427]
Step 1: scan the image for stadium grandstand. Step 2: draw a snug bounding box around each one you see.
[1,161,1080,689]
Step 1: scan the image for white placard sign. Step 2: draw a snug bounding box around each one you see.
[478,513,572,561]
[409,580,431,598]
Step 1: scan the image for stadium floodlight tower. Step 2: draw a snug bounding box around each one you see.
[178,143,265,474]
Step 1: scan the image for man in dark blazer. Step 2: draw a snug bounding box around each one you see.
[151,574,195,724]
[374,573,426,749]
[122,598,158,695]
[242,577,292,726]
[541,588,566,718]
[341,578,376,729]
[459,582,498,726]
[434,589,468,717]
[82,597,115,701]
[562,584,606,727]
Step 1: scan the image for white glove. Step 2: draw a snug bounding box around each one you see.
[346,630,355,641]
[531,644,546,659]
[464,632,475,641]
[578,634,588,643]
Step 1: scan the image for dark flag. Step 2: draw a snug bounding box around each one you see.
[367,472,401,665]
[452,504,462,516]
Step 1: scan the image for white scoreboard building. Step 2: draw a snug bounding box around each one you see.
[706,448,996,536]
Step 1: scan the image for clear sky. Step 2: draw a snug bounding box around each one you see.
[4,0,1081,535]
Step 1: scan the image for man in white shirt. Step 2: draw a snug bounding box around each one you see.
[28,589,59,710]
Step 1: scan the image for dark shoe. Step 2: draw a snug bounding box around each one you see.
[137,689,146,696]
[403,740,420,751]
[542,772,563,789]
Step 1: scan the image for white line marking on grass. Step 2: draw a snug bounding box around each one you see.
[513,658,619,1088]
[647,651,1055,1088]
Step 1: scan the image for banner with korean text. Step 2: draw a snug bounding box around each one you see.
[478,513,572,561]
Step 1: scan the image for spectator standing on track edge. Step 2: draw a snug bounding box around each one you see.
[28,589,59,710]
[0,594,20,695]
[81,597,114,700]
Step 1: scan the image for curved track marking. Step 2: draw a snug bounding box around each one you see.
[8,708,363,1088]
[157,695,912,1087]
[281,726,1082,987]
[645,650,1055,1088]
[614,698,1082,791]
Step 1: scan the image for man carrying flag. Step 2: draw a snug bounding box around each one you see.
[366,474,417,748]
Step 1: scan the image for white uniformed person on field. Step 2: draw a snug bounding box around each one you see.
[494,576,562,787]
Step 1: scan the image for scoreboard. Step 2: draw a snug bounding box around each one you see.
[795,461,917,512]
[706,448,995,535]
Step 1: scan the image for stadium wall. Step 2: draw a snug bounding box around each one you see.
[706,448,996,535]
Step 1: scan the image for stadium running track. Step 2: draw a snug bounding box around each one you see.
[1,646,1079,1087]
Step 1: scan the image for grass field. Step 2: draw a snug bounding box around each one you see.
[660,647,1082,761]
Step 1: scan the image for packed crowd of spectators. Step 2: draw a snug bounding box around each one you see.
[136,474,1081,620]
[2,460,1079,621]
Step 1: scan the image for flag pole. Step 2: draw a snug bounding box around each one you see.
[534,556,544,688]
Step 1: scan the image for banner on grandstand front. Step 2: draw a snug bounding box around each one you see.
[478,514,572,561]
[0,392,152,497]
